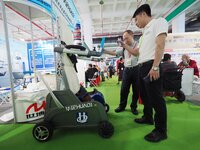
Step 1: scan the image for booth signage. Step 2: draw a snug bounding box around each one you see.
[15,89,48,122]
[53,0,79,29]
[29,49,44,69]
[26,100,46,119]
[3,0,57,18]
[27,41,55,71]
[28,0,52,14]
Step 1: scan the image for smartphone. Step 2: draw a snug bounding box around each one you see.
[117,38,122,46]
[143,75,151,84]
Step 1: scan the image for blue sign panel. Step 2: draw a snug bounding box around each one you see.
[30,49,44,69]
[43,49,54,68]
[27,41,55,71]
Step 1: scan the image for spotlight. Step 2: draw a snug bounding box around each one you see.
[99,0,104,5]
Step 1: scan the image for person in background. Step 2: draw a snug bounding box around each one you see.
[104,64,109,80]
[0,71,6,76]
[92,65,99,77]
[161,53,177,72]
[85,64,95,88]
[108,63,114,78]
[117,57,124,84]
[132,3,168,142]
[99,58,107,81]
[104,30,139,115]
[161,53,178,97]
[178,54,199,78]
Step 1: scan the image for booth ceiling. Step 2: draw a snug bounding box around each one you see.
[0,2,56,42]
[0,0,200,41]
[74,0,200,37]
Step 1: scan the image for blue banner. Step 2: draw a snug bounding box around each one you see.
[28,0,51,13]
[53,0,80,30]
[27,0,56,19]
[27,41,55,71]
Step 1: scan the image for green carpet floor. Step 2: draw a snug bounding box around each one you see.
[0,76,200,150]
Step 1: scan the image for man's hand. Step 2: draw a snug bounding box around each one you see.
[179,65,186,71]
[118,40,139,56]
[149,69,160,81]
[183,61,189,67]
[117,40,125,47]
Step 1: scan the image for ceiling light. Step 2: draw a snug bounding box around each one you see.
[19,38,25,41]
[190,18,197,21]
[99,0,104,5]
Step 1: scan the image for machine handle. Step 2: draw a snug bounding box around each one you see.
[65,45,86,51]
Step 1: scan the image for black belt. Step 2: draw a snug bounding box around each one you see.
[126,66,138,69]
[138,60,154,67]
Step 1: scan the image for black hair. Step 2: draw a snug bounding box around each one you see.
[132,4,151,18]
[163,53,171,62]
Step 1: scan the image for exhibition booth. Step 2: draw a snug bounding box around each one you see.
[0,0,77,123]
[0,1,56,123]
[0,0,200,149]
[0,0,200,125]
[0,0,103,124]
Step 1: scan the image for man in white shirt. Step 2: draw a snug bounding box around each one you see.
[104,30,139,115]
[120,4,168,142]
[99,59,107,81]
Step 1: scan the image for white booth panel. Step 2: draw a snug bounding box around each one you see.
[181,68,194,96]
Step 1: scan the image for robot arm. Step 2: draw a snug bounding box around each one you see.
[54,41,104,57]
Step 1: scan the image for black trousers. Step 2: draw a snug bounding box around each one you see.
[139,60,167,133]
[119,66,139,110]
[100,71,105,81]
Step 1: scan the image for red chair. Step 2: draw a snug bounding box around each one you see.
[89,73,100,87]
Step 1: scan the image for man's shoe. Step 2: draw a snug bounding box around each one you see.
[131,109,139,115]
[144,129,167,142]
[134,117,153,125]
[115,107,125,113]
